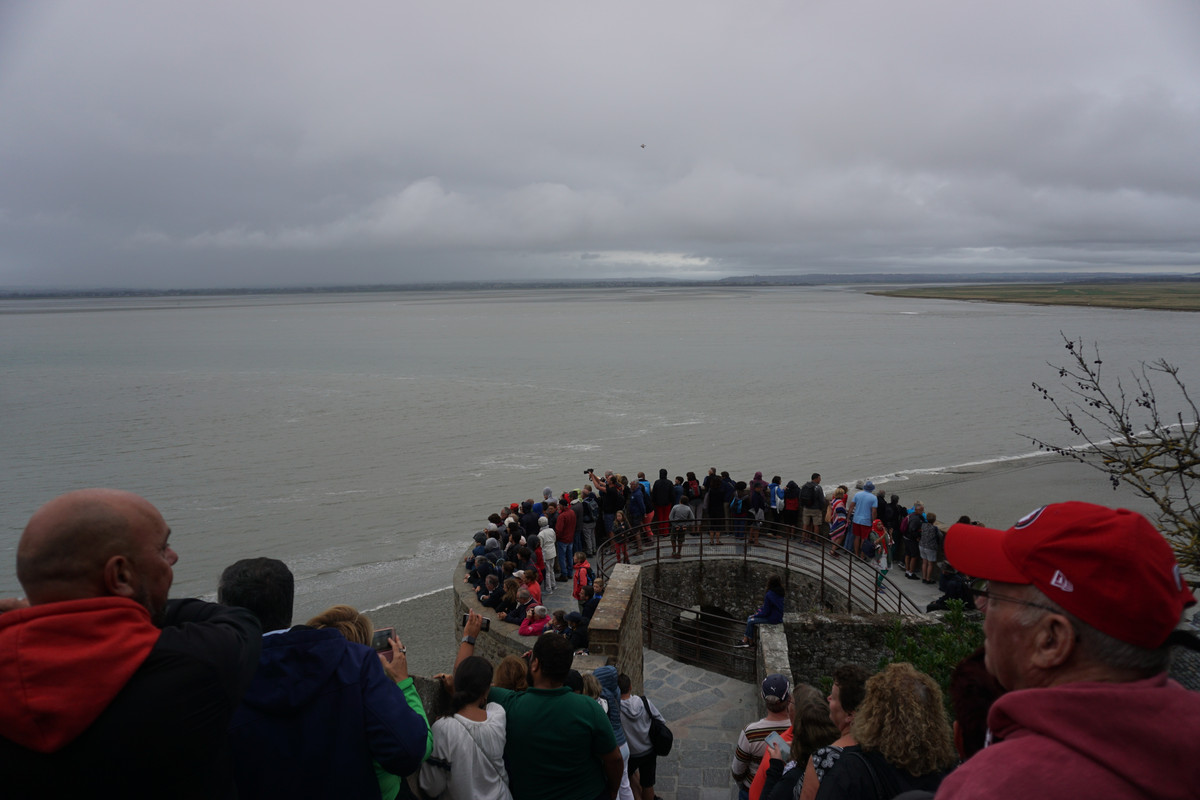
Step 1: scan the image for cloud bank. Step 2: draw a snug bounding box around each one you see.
[1,1,1198,287]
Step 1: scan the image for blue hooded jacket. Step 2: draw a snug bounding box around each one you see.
[229,626,429,799]
[594,665,627,747]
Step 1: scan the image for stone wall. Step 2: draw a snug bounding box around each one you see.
[637,559,849,618]
[782,612,942,688]
[589,564,645,695]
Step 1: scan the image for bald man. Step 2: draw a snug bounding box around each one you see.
[0,489,262,799]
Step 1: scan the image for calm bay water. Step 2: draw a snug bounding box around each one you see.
[3,286,1196,620]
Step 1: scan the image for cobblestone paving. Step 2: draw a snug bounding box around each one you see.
[640,649,756,800]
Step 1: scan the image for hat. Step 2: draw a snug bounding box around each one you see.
[761,673,791,703]
[864,481,875,491]
[945,502,1195,649]
[510,503,520,510]
[566,611,584,624]
[485,537,500,550]
[473,531,487,544]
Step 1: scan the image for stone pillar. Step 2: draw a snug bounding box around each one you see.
[587,563,645,694]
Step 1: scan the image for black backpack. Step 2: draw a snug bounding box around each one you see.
[799,481,816,508]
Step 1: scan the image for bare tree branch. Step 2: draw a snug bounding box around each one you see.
[1026,333,1200,571]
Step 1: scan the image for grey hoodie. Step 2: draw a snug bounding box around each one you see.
[619,694,664,758]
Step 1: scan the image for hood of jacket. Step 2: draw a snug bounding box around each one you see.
[987,674,1200,799]
[240,626,366,713]
[0,596,161,753]
[619,695,647,721]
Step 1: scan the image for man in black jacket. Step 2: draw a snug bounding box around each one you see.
[0,489,262,799]
[651,468,676,539]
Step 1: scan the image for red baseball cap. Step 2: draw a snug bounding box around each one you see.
[945,502,1195,649]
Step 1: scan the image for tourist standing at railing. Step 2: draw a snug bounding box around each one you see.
[611,510,632,564]
[573,552,593,612]
[651,468,676,539]
[537,516,557,595]
[555,496,576,582]
[847,481,878,559]
[901,502,925,580]
[685,471,704,523]
[780,480,801,537]
[577,486,600,556]
[704,468,726,544]
[626,483,648,554]
[826,487,848,557]
[919,512,941,584]
[589,470,626,541]
[768,475,784,524]
[669,494,695,558]
[799,473,826,545]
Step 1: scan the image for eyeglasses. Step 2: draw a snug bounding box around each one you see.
[969,581,1061,615]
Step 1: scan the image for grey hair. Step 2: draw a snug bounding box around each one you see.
[1013,585,1171,677]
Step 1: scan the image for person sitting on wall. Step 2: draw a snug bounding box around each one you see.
[519,605,550,636]
[736,574,785,649]
[502,587,533,625]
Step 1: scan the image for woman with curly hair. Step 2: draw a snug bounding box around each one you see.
[813,662,956,799]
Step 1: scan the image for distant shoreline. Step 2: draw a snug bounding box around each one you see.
[872,281,1200,312]
[3,272,1199,300]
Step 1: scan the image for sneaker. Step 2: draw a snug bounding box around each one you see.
[905,573,919,580]
[734,641,751,649]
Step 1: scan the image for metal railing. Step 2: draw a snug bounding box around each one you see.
[641,592,757,683]
[595,518,922,616]
[593,518,920,680]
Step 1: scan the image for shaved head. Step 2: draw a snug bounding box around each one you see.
[17,489,176,621]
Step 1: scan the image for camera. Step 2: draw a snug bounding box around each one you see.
[372,627,395,662]
[462,614,491,631]
[584,468,594,474]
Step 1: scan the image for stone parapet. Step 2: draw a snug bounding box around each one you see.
[452,556,644,691]
[783,612,940,688]
[755,623,791,716]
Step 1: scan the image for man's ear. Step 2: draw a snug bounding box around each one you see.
[1030,613,1076,670]
[103,555,137,598]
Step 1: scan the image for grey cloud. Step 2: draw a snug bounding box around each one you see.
[1,0,1198,288]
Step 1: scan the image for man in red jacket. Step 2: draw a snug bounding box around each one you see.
[936,502,1199,800]
[0,489,262,799]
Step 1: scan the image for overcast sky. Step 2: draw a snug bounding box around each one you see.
[2,1,1198,288]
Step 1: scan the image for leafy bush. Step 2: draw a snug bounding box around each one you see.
[878,600,983,720]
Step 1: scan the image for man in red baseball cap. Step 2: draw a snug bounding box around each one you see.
[935,502,1199,800]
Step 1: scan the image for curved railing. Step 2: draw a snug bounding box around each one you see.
[595,518,922,615]
[593,518,920,680]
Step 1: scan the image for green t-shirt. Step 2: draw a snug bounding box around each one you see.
[489,685,617,800]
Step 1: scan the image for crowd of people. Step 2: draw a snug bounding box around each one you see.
[1,482,1197,800]
[728,500,1200,800]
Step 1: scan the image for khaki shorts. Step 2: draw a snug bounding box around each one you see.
[801,508,823,528]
